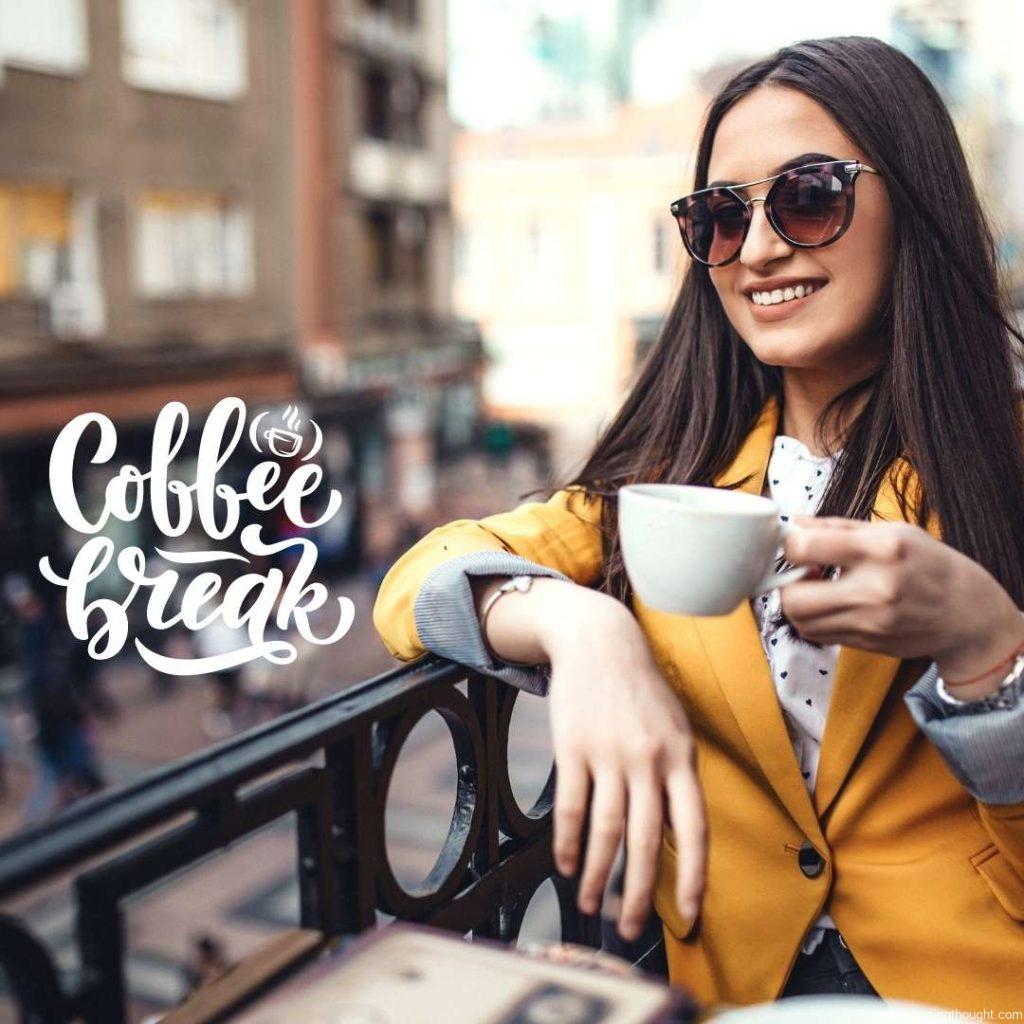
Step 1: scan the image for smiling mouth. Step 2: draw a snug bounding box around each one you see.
[748,281,826,307]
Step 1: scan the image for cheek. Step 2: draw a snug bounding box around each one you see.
[837,205,893,316]
[825,238,890,333]
[710,270,742,315]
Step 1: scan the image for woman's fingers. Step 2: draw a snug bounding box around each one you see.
[793,515,865,530]
[665,764,707,921]
[785,526,875,569]
[577,771,626,915]
[782,575,863,620]
[553,756,591,877]
[618,769,663,940]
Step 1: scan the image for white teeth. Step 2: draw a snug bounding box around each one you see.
[749,283,820,306]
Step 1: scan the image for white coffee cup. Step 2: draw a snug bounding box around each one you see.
[618,483,808,616]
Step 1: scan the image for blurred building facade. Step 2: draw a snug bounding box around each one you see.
[452,97,703,473]
[295,0,484,566]
[0,0,484,620]
[451,0,1024,476]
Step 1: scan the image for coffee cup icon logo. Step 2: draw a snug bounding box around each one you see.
[264,426,302,458]
[250,404,323,461]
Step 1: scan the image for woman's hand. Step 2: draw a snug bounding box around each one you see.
[536,586,707,943]
[781,517,1024,695]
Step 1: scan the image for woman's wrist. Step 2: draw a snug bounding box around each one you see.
[933,588,1024,699]
[471,572,639,668]
[536,583,638,662]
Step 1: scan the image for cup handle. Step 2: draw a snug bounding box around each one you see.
[753,564,809,595]
[752,519,809,595]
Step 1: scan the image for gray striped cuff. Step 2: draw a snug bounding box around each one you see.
[904,663,1024,804]
[413,551,571,697]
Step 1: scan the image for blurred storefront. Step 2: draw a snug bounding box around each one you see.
[0,1,300,631]
[293,0,485,566]
[0,0,486,665]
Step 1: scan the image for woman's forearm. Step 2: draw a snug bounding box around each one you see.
[469,575,632,667]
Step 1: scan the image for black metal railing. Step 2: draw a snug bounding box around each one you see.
[0,657,602,1024]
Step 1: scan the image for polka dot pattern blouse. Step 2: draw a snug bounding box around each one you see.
[753,433,841,954]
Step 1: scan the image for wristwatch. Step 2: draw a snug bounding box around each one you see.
[936,651,1024,714]
[479,574,547,670]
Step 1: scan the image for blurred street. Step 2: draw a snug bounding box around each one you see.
[0,449,558,1021]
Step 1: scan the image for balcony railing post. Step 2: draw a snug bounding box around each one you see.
[0,914,71,1024]
[75,875,126,1024]
[467,672,501,939]
[325,725,377,935]
[297,767,342,936]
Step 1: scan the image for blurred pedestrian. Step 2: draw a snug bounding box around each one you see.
[61,604,119,722]
[182,933,232,994]
[3,575,104,821]
[483,419,514,480]
[195,616,252,739]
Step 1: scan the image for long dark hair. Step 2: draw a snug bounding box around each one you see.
[545,36,1024,608]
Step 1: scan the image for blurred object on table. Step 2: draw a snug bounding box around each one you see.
[226,924,697,1023]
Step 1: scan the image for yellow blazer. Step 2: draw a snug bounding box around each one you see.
[373,396,1024,1011]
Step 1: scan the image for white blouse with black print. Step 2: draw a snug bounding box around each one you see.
[754,433,842,954]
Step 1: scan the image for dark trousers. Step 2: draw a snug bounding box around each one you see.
[780,931,880,998]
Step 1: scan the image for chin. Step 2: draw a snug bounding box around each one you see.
[741,332,829,368]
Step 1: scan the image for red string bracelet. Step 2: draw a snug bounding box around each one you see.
[942,636,1024,689]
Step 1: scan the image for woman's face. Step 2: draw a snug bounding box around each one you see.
[705,86,892,378]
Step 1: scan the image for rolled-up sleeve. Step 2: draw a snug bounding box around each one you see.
[904,663,1024,804]
[413,550,570,696]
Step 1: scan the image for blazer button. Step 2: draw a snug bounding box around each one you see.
[798,841,825,878]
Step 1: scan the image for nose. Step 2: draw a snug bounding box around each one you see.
[739,198,792,270]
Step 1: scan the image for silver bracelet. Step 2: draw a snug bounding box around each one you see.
[936,651,1024,713]
[478,574,544,669]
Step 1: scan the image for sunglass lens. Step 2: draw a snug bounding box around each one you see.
[679,193,746,265]
[772,167,849,246]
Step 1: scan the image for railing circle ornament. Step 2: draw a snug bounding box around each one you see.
[373,686,487,919]
[494,687,555,839]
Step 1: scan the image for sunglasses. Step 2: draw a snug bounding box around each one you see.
[670,160,880,267]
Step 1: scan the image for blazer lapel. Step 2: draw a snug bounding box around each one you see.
[685,400,937,837]
[812,458,937,819]
[689,396,826,845]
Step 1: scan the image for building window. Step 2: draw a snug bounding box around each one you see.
[0,0,89,76]
[393,0,418,24]
[0,184,73,297]
[363,68,391,141]
[121,0,247,101]
[653,217,669,274]
[454,224,469,280]
[364,0,417,22]
[526,215,558,280]
[134,189,253,298]
[395,207,428,287]
[361,63,424,146]
[362,207,395,287]
[0,184,106,337]
[361,204,428,290]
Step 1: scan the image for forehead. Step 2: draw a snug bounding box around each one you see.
[707,85,862,182]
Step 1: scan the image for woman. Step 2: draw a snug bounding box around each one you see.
[374,37,1024,1009]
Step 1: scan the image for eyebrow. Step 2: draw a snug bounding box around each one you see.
[706,152,837,189]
